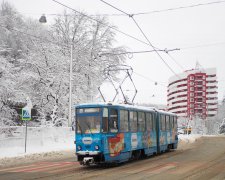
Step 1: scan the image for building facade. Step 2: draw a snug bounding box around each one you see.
[167,66,218,119]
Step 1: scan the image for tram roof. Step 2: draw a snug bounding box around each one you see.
[74,102,176,116]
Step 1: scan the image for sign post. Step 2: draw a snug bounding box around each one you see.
[22,108,31,153]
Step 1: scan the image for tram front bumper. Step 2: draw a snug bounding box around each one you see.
[76,151,101,155]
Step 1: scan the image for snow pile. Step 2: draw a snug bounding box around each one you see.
[0,127,75,158]
[179,134,201,143]
[178,134,202,149]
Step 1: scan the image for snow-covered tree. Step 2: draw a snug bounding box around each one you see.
[0,2,126,126]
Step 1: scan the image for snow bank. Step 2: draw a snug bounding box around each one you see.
[178,134,202,150]
[0,127,75,158]
[178,134,202,143]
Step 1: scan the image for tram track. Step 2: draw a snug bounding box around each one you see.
[48,149,190,180]
[183,151,225,179]
[2,136,225,180]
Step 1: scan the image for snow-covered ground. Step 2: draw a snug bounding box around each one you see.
[0,127,75,158]
[178,134,202,143]
[177,134,201,150]
[0,128,201,159]
[0,133,202,168]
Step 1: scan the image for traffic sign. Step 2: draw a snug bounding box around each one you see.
[22,108,31,121]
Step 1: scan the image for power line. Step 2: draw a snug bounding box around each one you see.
[100,0,179,77]
[17,1,225,17]
[98,48,180,57]
[133,0,225,16]
[100,0,130,16]
[133,71,166,87]
[167,53,185,71]
[181,41,225,50]
[0,24,179,61]
[51,0,157,48]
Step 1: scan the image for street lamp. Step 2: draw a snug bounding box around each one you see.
[39,14,47,23]
[39,14,73,127]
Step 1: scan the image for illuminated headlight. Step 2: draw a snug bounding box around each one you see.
[95,145,99,150]
[77,145,82,151]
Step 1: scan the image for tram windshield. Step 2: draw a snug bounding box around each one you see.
[76,116,100,134]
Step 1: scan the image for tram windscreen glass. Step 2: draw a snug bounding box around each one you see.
[77,116,100,134]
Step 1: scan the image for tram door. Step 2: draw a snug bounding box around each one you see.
[102,108,119,153]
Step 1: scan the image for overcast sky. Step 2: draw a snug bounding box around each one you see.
[4,0,225,105]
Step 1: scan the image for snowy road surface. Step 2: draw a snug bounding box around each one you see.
[0,136,225,180]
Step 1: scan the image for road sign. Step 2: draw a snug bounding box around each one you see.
[22,108,31,121]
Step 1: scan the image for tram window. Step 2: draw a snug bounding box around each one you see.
[170,116,174,129]
[166,116,170,130]
[109,109,118,133]
[130,111,138,132]
[146,113,153,131]
[102,108,108,133]
[160,115,166,131]
[138,112,145,132]
[152,114,156,131]
[173,117,178,129]
[120,110,129,132]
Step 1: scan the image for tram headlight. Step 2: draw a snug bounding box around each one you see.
[77,145,82,151]
[95,145,99,150]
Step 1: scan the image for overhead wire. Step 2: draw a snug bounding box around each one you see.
[181,41,225,50]
[133,71,167,87]
[17,0,225,17]
[51,0,158,48]
[131,0,225,16]
[0,24,180,59]
[166,53,185,71]
[100,0,179,77]
[98,48,180,57]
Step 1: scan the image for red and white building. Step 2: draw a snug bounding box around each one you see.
[167,65,218,119]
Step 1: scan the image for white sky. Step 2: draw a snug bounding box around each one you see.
[4,0,225,105]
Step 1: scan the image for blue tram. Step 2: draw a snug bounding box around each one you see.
[75,102,178,165]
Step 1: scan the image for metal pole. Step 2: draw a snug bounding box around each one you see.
[68,44,73,127]
[25,120,27,153]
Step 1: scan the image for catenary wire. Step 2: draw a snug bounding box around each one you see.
[166,53,185,71]
[133,0,225,16]
[17,0,225,17]
[51,0,158,48]
[99,48,180,57]
[100,0,179,77]
[181,41,225,49]
[0,24,179,58]
[133,71,167,87]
